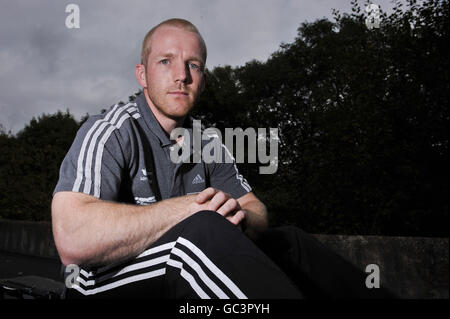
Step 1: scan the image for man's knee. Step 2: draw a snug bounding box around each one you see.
[184,210,235,232]
[176,210,249,251]
[158,210,241,249]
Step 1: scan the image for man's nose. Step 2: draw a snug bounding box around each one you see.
[173,61,189,83]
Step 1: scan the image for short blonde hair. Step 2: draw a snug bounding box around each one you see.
[140,18,207,67]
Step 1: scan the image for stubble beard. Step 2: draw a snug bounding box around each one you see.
[145,86,195,122]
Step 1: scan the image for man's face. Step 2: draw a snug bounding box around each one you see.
[141,26,206,121]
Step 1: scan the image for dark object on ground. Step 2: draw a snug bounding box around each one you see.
[0,275,64,299]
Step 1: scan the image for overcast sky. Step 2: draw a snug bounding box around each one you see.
[0,0,398,134]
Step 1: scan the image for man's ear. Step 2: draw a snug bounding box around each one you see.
[135,64,147,88]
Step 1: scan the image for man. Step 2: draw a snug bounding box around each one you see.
[52,18,303,298]
[52,18,394,299]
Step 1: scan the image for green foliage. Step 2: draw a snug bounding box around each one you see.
[194,0,449,236]
[0,110,79,221]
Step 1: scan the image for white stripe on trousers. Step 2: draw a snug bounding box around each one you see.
[166,259,211,299]
[72,237,247,299]
[177,237,247,299]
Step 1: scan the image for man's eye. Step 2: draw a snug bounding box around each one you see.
[160,59,169,65]
[189,63,200,70]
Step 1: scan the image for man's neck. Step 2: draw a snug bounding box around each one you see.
[143,90,185,136]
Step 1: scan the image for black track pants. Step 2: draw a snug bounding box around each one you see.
[65,211,303,299]
[254,226,396,299]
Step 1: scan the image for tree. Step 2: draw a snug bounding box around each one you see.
[194,0,448,236]
[0,110,79,221]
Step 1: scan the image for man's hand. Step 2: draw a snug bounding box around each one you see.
[194,187,247,228]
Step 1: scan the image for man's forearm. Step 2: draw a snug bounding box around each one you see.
[52,192,198,267]
[241,200,269,240]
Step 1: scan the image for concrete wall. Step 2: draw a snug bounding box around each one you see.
[0,219,58,260]
[313,234,449,299]
[0,219,448,298]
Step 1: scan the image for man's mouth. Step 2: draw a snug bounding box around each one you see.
[168,91,189,96]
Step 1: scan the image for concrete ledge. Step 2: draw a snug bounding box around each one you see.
[313,234,449,299]
[0,219,58,260]
[0,219,448,298]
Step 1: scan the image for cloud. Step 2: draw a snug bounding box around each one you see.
[0,0,397,134]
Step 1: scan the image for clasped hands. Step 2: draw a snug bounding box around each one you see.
[188,187,247,230]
